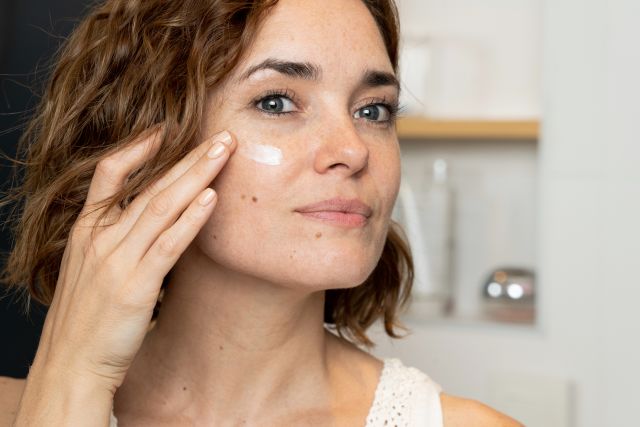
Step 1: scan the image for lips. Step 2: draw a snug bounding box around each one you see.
[294,197,373,217]
[294,197,372,227]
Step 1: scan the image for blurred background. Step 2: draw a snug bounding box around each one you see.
[1,0,639,426]
[0,0,90,383]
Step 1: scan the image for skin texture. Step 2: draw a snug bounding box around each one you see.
[112,0,402,425]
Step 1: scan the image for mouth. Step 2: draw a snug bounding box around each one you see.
[294,197,372,228]
[295,211,368,227]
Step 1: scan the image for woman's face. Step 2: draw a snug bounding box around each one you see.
[196,0,401,290]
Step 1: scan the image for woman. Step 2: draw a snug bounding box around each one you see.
[1,0,522,425]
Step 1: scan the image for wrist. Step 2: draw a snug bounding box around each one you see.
[30,349,120,395]
[14,360,115,426]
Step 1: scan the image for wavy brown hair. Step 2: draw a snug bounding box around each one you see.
[0,0,414,350]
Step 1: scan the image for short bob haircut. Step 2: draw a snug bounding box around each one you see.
[0,0,414,349]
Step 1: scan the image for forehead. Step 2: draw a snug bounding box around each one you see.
[236,0,393,77]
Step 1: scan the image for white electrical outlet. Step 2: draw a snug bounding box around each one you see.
[488,373,573,427]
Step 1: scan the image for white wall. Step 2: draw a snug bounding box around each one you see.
[396,0,541,118]
[365,1,640,426]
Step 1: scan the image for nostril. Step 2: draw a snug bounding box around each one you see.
[329,162,349,169]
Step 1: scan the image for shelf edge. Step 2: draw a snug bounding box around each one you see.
[397,117,540,140]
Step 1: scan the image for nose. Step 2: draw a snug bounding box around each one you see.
[313,115,369,177]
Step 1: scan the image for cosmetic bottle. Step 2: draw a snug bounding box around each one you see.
[418,159,454,315]
[392,159,455,318]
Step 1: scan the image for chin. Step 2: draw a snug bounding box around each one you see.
[194,224,385,291]
[290,252,380,290]
[280,233,387,290]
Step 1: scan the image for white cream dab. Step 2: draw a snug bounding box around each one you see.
[238,141,283,166]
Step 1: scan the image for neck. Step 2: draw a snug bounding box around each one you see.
[114,243,343,424]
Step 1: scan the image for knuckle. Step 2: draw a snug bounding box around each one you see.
[95,157,119,178]
[94,158,124,188]
[193,161,212,180]
[156,233,179,257]
[184,205,206,225]
[147,195,172,218]
[144,177,165,198]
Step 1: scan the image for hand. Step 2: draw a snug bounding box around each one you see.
[31,127,235,393]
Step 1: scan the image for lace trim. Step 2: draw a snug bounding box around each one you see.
[364,358,442,427]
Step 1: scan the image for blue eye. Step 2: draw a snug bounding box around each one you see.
[256,95,296,114]
[354,104,391,122]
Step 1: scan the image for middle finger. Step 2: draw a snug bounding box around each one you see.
[117,132,236,263]
[117,130,235,232]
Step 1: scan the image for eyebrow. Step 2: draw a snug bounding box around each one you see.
[240,58,321,81]
[361,69,400,92]
[239,57,400,91]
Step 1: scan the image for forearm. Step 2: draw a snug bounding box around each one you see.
[13,361,114,427]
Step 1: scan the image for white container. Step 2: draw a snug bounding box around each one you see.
[392,159,455,317]
[422,159,454,300]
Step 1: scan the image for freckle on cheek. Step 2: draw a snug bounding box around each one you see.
[241,194,246,200]
[252,196,258,202]
[315,232,322,238]
[213,234,217,240]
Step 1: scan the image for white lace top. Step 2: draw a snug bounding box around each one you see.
[109,357,443,426]
[364,358,443,426]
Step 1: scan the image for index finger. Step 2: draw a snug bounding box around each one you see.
[82,124,165,219]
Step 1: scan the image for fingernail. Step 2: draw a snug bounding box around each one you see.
[214,131,233,146]
[208,142,226,158]
[199,188,216,206]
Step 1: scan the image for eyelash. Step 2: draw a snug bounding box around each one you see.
[354,96,402,127]
[252,90,403,126]
[252,89,299,117]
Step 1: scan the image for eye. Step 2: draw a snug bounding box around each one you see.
[256,95,296,114]
[354,104,391,122]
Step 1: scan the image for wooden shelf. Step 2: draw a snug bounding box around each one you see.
[396,117,540,140]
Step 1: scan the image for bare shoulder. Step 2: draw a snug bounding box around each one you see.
[0,376,26,427]
[440,393,524,427]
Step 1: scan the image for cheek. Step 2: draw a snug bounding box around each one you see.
[192,162,277,278]
[191,130,299,267]
[372,144,401,216]
[191,119,401,288]
[201,145,284,234]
